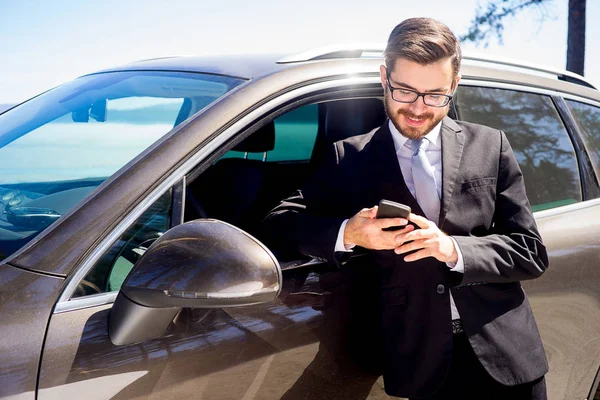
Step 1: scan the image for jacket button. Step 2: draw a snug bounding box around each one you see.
[436,284,445,294]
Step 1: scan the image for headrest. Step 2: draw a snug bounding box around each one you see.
[233,121,276,153]
[324,98,387,144]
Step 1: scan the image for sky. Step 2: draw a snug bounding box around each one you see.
[1,0,599,104]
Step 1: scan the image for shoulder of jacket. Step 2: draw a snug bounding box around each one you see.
[333,126,381,154]
[454,119,501,135]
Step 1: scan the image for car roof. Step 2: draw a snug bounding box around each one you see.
[87,47,600,103]
[88,54,290,80]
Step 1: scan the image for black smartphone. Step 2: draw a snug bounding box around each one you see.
[376,199,411,231]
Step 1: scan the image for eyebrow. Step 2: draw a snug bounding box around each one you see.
[389,78,448,93]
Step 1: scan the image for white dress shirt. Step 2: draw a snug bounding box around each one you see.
[335,120,464,320]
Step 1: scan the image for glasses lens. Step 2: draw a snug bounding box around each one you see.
[392,89,418,103]
[424,95,450,107]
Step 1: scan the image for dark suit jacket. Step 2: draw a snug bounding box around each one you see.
[263,117,549,398]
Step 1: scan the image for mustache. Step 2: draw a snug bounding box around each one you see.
[397,109,434,120]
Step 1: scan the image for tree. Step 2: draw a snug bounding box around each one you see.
[460,0,587,76]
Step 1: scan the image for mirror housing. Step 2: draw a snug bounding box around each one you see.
[109,219,281,345]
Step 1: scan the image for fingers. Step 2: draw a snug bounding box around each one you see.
[396,228,434,244]
[357,206,378,219]
[394,239,425,255]
[393,224,415,235]
[408,213,433,229]
[377,217,409,229]
[395,234,446,262]
[394,238,434,261]
[370,225,414,250]
[357,207,372,216]
[369,206,378,219]
[402,248,432,262]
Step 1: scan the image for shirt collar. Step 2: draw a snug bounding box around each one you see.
[388,119,443,154]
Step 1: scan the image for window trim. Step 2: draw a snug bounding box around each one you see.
[534,197,600,219]
[54,75,383,313]
[55,292,117,313]
[458,79,581,98]
[171,177,186,226]
[553,96,600,199]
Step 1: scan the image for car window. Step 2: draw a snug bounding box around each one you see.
[564,99,600,182]
[222,104,318,162]
[72,190,172,298]
[0,71,245,262]
[185,103,321,237]
[72,104,319,298]
[454,86,582,211]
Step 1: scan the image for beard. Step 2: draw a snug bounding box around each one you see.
[383,93,447,140]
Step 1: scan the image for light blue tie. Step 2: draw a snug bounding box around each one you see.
[411,138,440,225]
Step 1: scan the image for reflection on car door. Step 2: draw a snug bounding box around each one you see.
[455,85,600,398]
[38,265,394,399]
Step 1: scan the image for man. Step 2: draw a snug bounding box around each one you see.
[264,18,549,399]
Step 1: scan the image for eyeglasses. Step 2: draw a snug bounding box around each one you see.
[386,75,453,107]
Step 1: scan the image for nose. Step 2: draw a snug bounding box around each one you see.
[408,95,428,114]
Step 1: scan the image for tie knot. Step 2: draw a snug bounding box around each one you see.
[410,138,429,155]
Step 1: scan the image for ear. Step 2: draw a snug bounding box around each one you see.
[453,74,462,92]
[379,65,388,89]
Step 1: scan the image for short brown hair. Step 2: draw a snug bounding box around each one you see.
[384,18,462,78]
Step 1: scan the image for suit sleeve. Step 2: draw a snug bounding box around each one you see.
[261,142,350,266]
[452,130,549,284]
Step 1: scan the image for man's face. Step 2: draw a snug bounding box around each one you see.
[380,57,460,140]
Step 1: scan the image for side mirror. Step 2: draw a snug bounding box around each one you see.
[108,219,281,345]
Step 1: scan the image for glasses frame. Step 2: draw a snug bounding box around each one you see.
[385,73,453,108]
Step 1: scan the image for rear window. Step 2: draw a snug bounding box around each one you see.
[564,99,600,183]
[455,86,582,211]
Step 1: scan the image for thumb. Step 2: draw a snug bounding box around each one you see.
[369,206,379,219]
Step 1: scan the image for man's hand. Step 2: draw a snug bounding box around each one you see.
[394,213,458,263]
[344,206,414,250]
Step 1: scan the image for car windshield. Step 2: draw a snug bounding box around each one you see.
[0,70,246,262]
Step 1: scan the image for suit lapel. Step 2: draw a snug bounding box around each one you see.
[439,117,465,228]
[370,121,424,216]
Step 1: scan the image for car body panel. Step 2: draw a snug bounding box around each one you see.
[0,264,64,399]
[523,200,600,399]
[92,54,289,81]
[34,202,600,400]
[39,265,394,399]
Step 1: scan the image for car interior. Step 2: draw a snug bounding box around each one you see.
[77,96,459,296]
[183,96,459,244]
[184,97,389,244]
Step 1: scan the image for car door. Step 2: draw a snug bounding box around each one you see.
[36,89,396,399]
[454,83,600,399]
[0,70,247,400]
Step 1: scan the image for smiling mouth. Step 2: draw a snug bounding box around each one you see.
[403,114,429,126]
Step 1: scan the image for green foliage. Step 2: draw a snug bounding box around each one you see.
[460,0,549,46]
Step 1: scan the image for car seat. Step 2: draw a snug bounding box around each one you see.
[188,121,276,233]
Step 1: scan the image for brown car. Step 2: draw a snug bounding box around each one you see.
[0,47,599,399]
